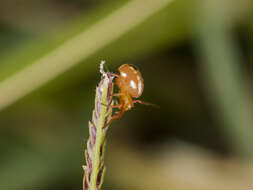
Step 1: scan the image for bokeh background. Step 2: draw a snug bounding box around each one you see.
[1,0,253,189]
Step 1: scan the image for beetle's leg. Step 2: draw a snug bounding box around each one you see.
[101,102,111,108]
[133,100,159,107]
[110,73,119,78]
[101,102,122,109]
[113,93,125,97]
[109,107,125,125]
[111,104,122,109]
[133,100,151,105]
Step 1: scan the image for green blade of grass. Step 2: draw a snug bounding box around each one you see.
[0,0,174,111]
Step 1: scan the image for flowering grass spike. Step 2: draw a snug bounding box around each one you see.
[83,61,114,190]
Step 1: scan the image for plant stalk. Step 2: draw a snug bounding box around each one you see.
[83,62,114,190]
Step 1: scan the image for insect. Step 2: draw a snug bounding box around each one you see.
[109,64,153,124]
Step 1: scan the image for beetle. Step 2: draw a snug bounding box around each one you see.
[109,64,153,124]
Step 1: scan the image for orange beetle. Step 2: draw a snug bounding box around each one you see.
[110,64,152,123]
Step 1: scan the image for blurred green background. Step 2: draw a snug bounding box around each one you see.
[1,0,253,189]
